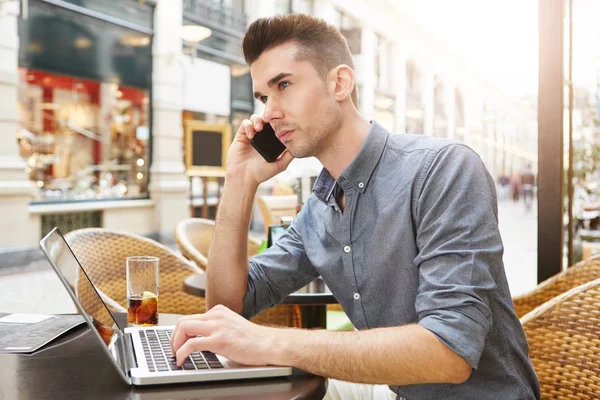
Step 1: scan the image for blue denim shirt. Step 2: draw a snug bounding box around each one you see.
[243,121,540,399]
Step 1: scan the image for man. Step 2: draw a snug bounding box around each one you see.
[520,164,536,211]
[171,14,540,399]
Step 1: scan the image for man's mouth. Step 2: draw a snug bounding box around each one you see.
[277,130,295,142]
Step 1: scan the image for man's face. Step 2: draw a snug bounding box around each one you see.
[251,42,342,159]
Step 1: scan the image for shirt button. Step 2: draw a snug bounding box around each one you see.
[353,292,361,300]
[343,245,351,253]
[358,182,365,189]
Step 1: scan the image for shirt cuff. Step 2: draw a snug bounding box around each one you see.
[418,308,489,369]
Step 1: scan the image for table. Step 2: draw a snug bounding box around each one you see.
[183,274,338,329]
[0,313,327,400]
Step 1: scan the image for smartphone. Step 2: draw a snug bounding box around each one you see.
[250,123,287,163]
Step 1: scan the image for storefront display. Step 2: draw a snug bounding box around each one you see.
[18,69,150,202]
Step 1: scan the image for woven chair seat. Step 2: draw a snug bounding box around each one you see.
[521,277,600,398]
[175,218,302,327]
[65,228,205,317]
[512,254,600,318]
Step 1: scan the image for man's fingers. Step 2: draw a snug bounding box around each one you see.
[239,119,256,140]
[170,314,206,352]
[170,320,210,354]
[249,114,265,132]
[176,337,213,366]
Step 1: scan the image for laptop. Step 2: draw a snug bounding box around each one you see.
[40,227,293,386]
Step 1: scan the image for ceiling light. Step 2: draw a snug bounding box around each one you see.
[120,34,151,47]
[74,37,93,49]
[181,25,212,43]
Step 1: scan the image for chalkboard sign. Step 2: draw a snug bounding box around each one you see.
[184,121,232,176]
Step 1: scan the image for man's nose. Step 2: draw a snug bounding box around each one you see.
[262,98,284,123]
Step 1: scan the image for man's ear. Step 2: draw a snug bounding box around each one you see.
[328,64,355,102]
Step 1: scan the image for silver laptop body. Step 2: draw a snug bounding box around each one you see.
[40,227,292,386]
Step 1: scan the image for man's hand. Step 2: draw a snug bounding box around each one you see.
[170,305,277,367]
[226,114,294,186]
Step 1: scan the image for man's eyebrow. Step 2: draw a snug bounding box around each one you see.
[253,72,293,100]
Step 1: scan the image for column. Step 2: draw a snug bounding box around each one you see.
[0,1,37,249]
[393,44,407,134]
[422,66,434,136]
[463,90,482,151]
[444,81,455,139]
[149,0,189,238]
[359,27,376,120]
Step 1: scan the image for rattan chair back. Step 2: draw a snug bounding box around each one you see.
[65,228,205,316]
[521,277,600,398]
[513,254,600,318]
[174,218,260,271]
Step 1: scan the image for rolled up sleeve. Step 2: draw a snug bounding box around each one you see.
[242,216,319,320]
[413,144,501,369]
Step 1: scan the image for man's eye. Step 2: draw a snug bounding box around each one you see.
[260,96,268,103]
[278,81,290,90]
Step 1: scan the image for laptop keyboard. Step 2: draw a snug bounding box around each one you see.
[139,329,223,372]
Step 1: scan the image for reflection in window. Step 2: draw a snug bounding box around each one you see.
[17,68,150,202]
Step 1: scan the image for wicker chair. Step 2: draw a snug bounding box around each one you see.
[256,195,298,236]
[65,228,206,316]
[174,218,301,327]
[521,277,600,398]
[512,254,600,318]
[174,218,261,271]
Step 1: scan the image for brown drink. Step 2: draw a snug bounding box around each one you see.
[128,291,159,326]
[92,317,116,346]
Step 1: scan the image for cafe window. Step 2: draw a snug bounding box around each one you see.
[18,69,150,203]
[565,0,600,264]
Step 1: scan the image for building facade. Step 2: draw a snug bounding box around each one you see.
[0,0,537,262]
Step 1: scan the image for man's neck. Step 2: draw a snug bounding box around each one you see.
[317,112,371,180]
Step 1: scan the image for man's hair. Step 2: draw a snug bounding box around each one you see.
[242,14,358,106]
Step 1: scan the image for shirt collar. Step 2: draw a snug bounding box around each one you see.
[312,120,390,204]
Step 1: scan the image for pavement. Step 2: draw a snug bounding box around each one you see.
[0,198,538,315]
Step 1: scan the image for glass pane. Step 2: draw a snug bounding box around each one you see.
[568,0,600,263]
[60,0,154,30]
[19,2,152,89]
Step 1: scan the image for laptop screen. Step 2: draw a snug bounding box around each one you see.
[40,228,121,348]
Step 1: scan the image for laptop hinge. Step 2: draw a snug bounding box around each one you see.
[122,332,138,375]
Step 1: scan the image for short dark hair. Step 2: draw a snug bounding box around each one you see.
[242,14,357,105]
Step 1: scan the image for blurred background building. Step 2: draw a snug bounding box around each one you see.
[1,0,598,286]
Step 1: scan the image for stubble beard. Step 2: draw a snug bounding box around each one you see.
[288,99,342,159]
